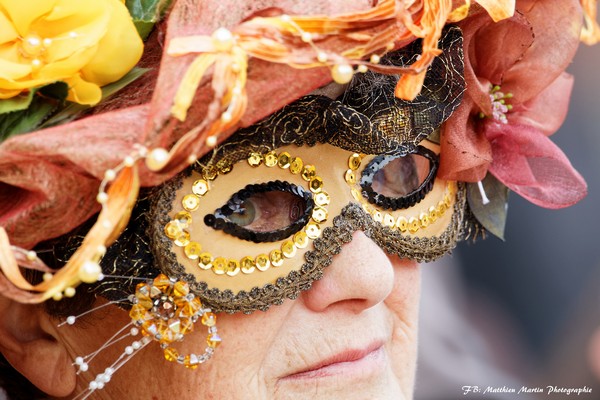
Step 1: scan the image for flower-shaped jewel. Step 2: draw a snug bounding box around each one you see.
[129,274,221,369]
[0,0,143,104]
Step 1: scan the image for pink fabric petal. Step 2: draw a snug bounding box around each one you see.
[486,122,587,208]
[438,96,492,182]
[501,0,582,103]
[509,72,574,136]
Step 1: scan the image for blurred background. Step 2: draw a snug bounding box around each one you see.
[415,34,600,399]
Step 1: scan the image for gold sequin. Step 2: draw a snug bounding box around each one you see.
[383,213,395,227]
[198,253,212,270]
[212,257,227,274]
[270,250,284,267]
[164,221,182,239]
[311,206,328,223]
[351,188,362,202]
[182,194,200,211]
[184,242,202,260]
[174,230,191,247]
[264,151,278,167]
[247,153,263,167]
[293,231,309,248]
[372,210,383,223]
[419,212,430,228]
[192,179,209,196]
[344,169,356,184]
[314,191,330,206]
[174,211,192,227]
[301,165,316,181]
[396,217,408,232]
[305,222,322,239]
[226,259,240,276]
[255,254,270,272]
[217,160,233,174]
[202,166,218,181]
[408,217,419,233]
[278,152,291,168]
[241,256,257,274]
[309,176,323,193]
[348,154,362,170]
[289,157,303,174]
[281,240,296,258]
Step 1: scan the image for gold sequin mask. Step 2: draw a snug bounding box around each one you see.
[133,27,465,313]
[95,27,469,313]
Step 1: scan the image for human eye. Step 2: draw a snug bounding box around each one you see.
[203,181,314,243]
[360,146,438,210]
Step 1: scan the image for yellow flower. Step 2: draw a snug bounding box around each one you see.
[0,0,143,105]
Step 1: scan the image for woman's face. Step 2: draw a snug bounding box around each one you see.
[56,232,421,400]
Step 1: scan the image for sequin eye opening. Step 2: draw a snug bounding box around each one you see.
[204,181,315,243]
[360,146,439,210]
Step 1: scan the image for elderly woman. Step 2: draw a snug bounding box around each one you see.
[0,0,597,399]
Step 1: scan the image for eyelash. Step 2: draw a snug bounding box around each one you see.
[203,181,314,243]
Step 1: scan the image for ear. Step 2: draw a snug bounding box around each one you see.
[0,295,76,397]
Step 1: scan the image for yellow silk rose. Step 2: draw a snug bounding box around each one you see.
[0,0,143,105]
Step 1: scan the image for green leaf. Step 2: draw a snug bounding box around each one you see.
[467,174,509,240]
[0,91,35,114]
[126,0,172,39]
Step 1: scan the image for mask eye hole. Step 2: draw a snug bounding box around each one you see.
[204,181,314,243]
[360,146,438,210]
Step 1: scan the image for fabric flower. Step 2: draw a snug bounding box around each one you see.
[439,0,587,208]
[0,0,143,105]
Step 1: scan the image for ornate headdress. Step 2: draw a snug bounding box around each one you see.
[0,0,598,397]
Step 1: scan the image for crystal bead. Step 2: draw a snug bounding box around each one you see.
[348,154,362,170]
[255,254,270,272]
[129,304,149,322]
[180,318,194,335]
[207,332,222,348]
[184,355,199,369]
[153,274,171,291]
[201,312,217,327]
[264,151,278,167]
[192,179,209,196]
[247,153,263,167]
[278,152,291,168]
[184,242,202,260]
[240,256,256,274]
[281,240,296,258]
[163,347,179,362]
[182,194,200,211]
[173,281,190,297]
[289,157,303,174]
[301,165,316,181]
[212,257,227,274]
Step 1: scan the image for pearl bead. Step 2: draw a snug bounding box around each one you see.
[211,27,234,52]
[125,346,134,355]
[357,65,368,73]
[206,135,218,147]
[79,363,89,372]
[79,261,102,283]
[123,156,135,167]
[43,272,53,281]
[221,111,232,122]
[145,148,169,171]
[52,292,63,301]
[301,32,312,43]
[104,169,116,181]
[331,64,354,84]
[66,316,76,325]
[96,245,107,255]
[187,154,197,164]
[89,381,98,390]
[64,287,76,298]
[370,54,381,64]
[75,357,84,365]
[317,52,328,63]
[96,192,108,204]
[26,250,37,261]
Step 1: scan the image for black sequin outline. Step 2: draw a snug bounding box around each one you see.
[360,145,439,210]
[204,181,315,243]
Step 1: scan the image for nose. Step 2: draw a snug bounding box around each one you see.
[302,231,395,313]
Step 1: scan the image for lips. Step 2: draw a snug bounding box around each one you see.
[281,342,386,380]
